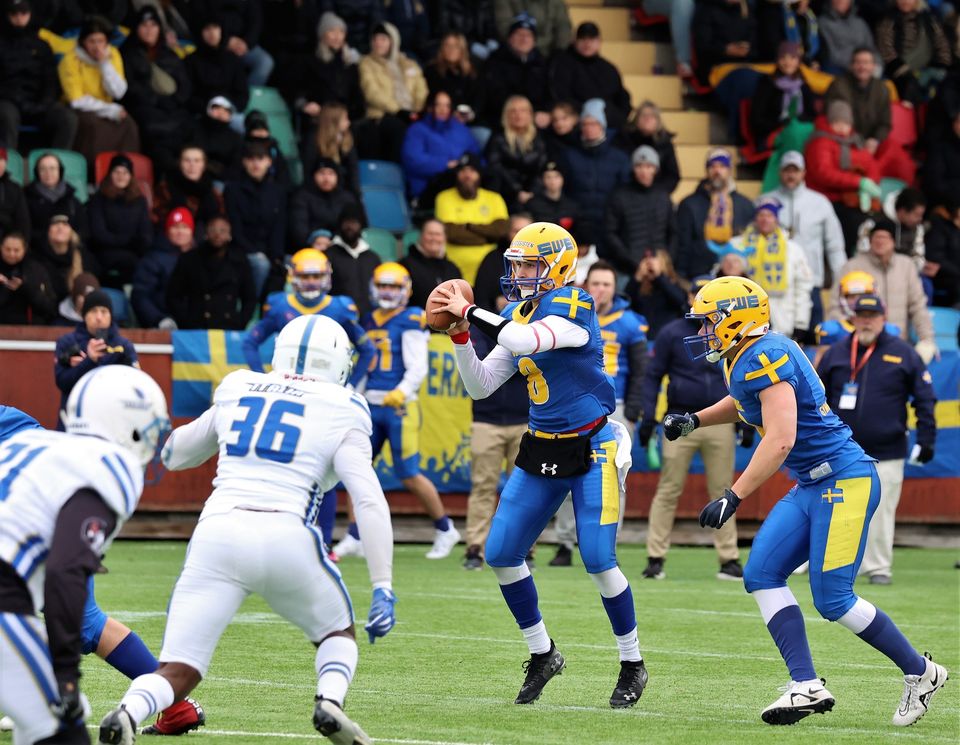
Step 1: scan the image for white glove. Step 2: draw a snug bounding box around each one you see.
[914,339,938,365]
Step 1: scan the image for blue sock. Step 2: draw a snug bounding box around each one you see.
[857,608,926,676]
[317,489,337,546]
[347,522,359,540]
[104,632,159,680]
[600,587,637,636]
[767,606,817,681]
[433,515,451,531]
[498,575,542,629]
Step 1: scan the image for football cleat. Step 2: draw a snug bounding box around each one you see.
[642,557,665,580]
[515,641,565,704]
[869,574,892,585]
[141,697,205,735]
[313,697,371,745]
[463,546,483,570]
[893,653,949,726]
[99,706,138,745]
[610,660,648,708]
[761,679,835,725]
[0,715,13,731]
[332,533,364,559]
[717,560,744,581]
[425,525,460,559]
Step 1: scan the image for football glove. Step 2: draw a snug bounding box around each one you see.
[51,681,86,724]
[662,412,699,441]
[699,488,741,529]
[382,389,406,409]
[365,588,397,644]
[638,420,656,448]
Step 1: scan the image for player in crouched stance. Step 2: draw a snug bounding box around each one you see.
[0,366,170,744]
[99,315,396,745]
[432,222,644,708]
[674,276,948,726]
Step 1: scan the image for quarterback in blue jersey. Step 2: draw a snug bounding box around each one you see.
[241,248,375,388]
[672,276,948,727]
[433,222,646,708]
[333,262,460,560]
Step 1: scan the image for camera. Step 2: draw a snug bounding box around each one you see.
[57,344,82,367]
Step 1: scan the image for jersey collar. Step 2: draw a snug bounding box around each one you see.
[371,306,406,327]
[288,293,332,316]
[722,335,763,387]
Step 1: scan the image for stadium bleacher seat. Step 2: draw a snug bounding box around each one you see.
[246,86,290,117]
[94,151,155,187]
[401,229,420,255]
[659,111,712,145]
[5,149,25,186]
[930,307,960,352]
[675,144,716,180]
[359,160,406,191]
[27,149,88,203]
[623,75,683,110]
[738,99,776,165]
[362,227,399,261]
[601,42,658,76]
[361,187,412,233]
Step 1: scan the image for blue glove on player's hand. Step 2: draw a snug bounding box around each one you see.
[699,488,741,529]
[365,588,397,644]
[662,412,700,441]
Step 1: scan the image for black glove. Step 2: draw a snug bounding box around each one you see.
[662,412,699,441]
[624,404,641,424]
[699,488,741,529]
[916,444,935,464]
[51,680,84,724]
[638,420,656,447]
[736,422,755,448]
[792,327,817,346]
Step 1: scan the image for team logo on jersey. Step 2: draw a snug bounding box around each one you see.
[821,487,844,504]
[540,463,558,475]
[81,517,108,555]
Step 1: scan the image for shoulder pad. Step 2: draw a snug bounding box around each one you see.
[736,338,797,393]
[407,307,426,330]
[544,287,595,327]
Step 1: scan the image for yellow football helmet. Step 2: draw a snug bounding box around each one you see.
[289,248,331,301]
[838,270,875,317]
[370,262,412,310]
[684,276,770,363]
[501,222,578,301]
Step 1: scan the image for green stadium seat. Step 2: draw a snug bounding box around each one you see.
[266,113,298,160]
[27,149,88,203]
[4,149,25,185]
[362,227,399,261]
[246,86,290,116]
[401,229,420,254]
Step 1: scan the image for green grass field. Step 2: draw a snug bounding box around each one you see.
[6,543,958,745]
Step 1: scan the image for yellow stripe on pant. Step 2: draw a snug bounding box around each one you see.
[822,476,873,572]
[598,439,620,526]
[400,402,422,462]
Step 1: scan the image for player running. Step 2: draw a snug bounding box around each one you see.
[432,222,645,708]
[99,315,395,745]
[675,276,948,726]
[0,367,170,744]
[334,262,460,560]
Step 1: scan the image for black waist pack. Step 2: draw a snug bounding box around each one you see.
[515,418,607,479]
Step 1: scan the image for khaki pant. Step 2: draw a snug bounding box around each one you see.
[858,458,904,579]
[465,421,527,552]
[646,424,739,562]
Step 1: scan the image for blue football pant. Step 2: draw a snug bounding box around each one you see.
[370,403,421,480]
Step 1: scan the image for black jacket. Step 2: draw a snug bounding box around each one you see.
[641,317,729,422]
[0,174,30,242]
[0,254,56,325]
[190,0,263,46]
[923,213,960,308]
[0,18,60,118]
[473,243,506,311]
[195,117,245,180]
[549,47,631,130]
[287,182,358,250]
[300,50,365,122]
[561,139,631,247]
[437,0,497,45]
[24,181,88,248]
[131,235,184,327]
[153,169,224,228]
[53,321,137,406]
[470,325,529,425]
[482,45,550,126]
[326,239,381,316]
[33,237,96,302]
[625,274,688,340]
[185,39,249,114]
[674,181,755,280]
[612,128,680,195]
[424,64,485,114]
[166,242,256,329]
[483,132,548,208]
[749,73,816,146]
[223,173,287,260]
[120,34,192,130]
[318,0,383,54]
[692,0,757,85]
[87,191,153,264]
[525,191,580,235]
[602,181,676,275]
[401,246,462,311]
[922,128,960,209]
[817,330,936,460]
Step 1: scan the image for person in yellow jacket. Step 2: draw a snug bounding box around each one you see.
[57,15,140,170]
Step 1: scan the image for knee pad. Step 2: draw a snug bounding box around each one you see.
[81,594,108,655]
[587,567,628,598]
[491,564,530,585]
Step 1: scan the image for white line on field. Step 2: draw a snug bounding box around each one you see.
[83,725,493,745]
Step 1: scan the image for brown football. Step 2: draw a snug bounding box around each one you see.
[426,278,475,332]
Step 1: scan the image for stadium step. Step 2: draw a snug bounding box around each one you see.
[601,41,662,75]
[623,74,683,110]
[659,111,715,145]
[568,6,632,41]
[675,144,733,180]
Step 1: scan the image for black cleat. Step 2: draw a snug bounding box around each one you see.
[717,560,744,581]
[515,641,565,704]
[549,545,573,567]
[610,660,648,708]
[642,557,665,579]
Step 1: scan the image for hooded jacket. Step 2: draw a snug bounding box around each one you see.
[358,22,428,119]
[548,46,631,130]
[185,35,249,114]
[561,138,631,247]
[803,115,879,203]
[400,114,481,197]
[326,236,381,316]
[819,2,877,72]
[223,171,287,260]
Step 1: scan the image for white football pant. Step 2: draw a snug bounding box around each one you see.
[0,613,62,745]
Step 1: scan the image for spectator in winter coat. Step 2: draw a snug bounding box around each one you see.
[0,0,77,150]
[923,111,960,209]
[482,14,551,128]
[259,0,320,101]
[0,148,30,242]
[132,207,196,329]
[301,103,361,196]
[297,12,365,128]
[153,145,225,232]
[400,218,462,311]
[87,153,153,288]
[749,41,817,149]
[424,32,485,117]
[549,22,631,131]
[541,100,580,164]
[876,0,952,104]
[33,214,92,304]
[317,0,383,55]
[190,0,274,86]
[288,158,361,250]
[243,113,293,189]
[613,100,680,195]
[24,153,88,249]
[494,0,571,56]
[923,199,960,308]
[674,147,754,280]
[185,17,250,116]
[325,202,381,316]
[692,0,757,86]
[54,271,99,326]
[483,95,548,210]
[804,100,881,206]
[401,90,481,198]
[525,161,579,233]
[383,0,430,61]
[166,215,256,329]
[195,97,245,180]
[438,0,498,55]
[58,15,140,170]
[561,98,630,248]
[819,0,877,74]
[603,146,676,278]
[755,0,820,65]
[0,232,56,325]
[624,248,688,338]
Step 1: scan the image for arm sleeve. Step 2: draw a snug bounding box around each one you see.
[161,407,220,470]
[99,51,128,100]
[624,339,648,422]
[54,344,98,394]
[242,315,277,372]
[333,428,393,589]
[452,339,519,399]
[343,317,376,388]
[397,329,429,398]
[44,489,118,685]
[908,355,938,448]
[466,305,590,354]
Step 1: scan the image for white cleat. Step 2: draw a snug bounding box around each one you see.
[425,525,461,559]
[761,678,835,725]
[893,653,949,726]
[99,706,137,744]
[313,697,371,745]
[331,533,364,559]
[0,715,13,731]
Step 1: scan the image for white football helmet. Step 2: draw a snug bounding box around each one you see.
[63,365,171,468]
[272,314,353,385]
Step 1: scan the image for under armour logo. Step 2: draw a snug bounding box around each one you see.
[623,692,637,701]
[541,463,558,475]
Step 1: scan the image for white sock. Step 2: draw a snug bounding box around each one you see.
[120,673,175,725]
[315,635,358,707]
[615,627,642,663]
[836,597,877,634]
[521,620,551,655]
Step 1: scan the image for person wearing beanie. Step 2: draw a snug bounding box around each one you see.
[298,10,365,136]
[755,0,821,64]
[132,205,197,330]
[87,151,153,288]
[482,12,552,129]
[198,0,274,87]
[614,100,681,194]
[186,17,249,117]
[195,95,245,179]
[0,0,78,150]
[308,227,333,250]
[494,2,572,56]
[288,157,362,250]
[57,14,140,170]
[325,202,381,315]
[749,39,816,149]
